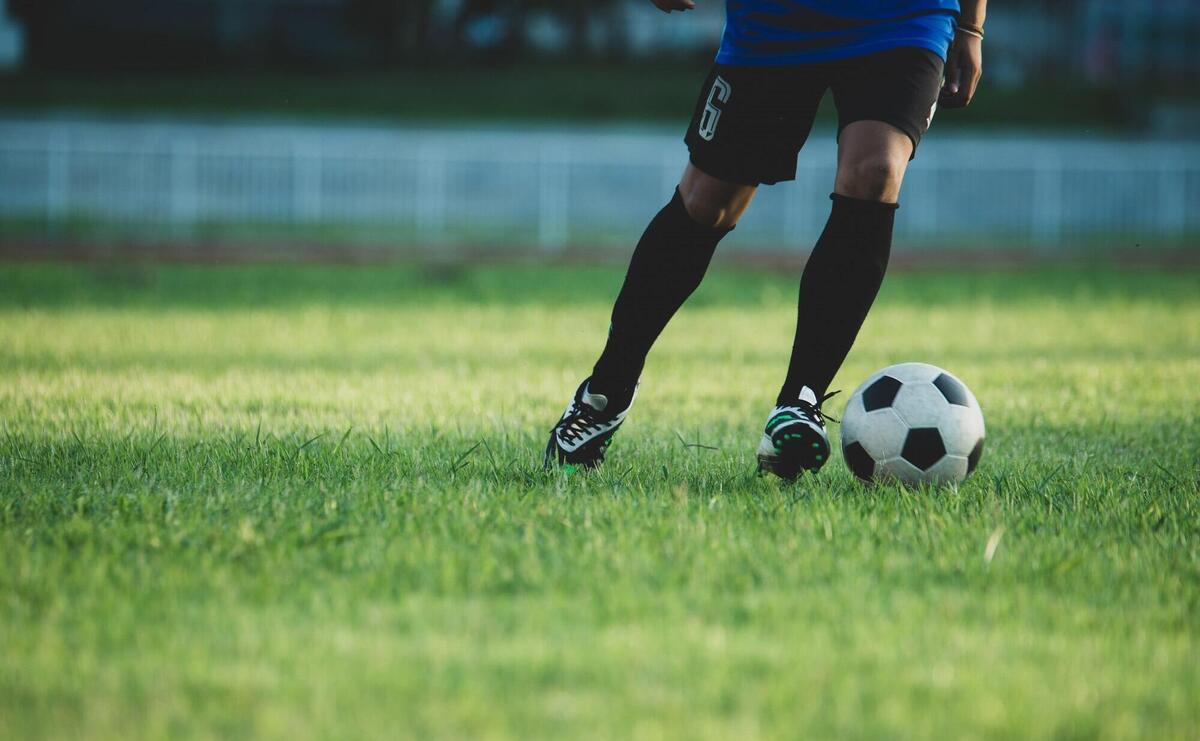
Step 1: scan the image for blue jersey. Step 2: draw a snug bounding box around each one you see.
[717,0,960,65]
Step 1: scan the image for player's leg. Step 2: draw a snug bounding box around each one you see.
[761,47,943,479]
[590,63,816,403]
[758,123,912,479]
[678,161,758,229]
[589,163,755,402]
[775,120,911,403]
[546,63,821,470]
[833,121,913,203]
[543,166,753,470]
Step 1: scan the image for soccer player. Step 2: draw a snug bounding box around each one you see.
[545,0,986,478]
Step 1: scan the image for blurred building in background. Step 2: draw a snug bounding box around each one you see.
[3,118,1196,257]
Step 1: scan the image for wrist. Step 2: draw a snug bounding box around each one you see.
[956,26,984,41]
[957,17,985,36]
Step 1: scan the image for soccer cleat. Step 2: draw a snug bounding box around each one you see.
[757,386,839,480]
[544,378,638,471]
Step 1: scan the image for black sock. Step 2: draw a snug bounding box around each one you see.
[777,193,897,405]
[591,189,731,403]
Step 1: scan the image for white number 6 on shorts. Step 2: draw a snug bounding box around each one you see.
[698,76,732,142]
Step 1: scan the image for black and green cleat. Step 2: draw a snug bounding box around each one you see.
[756,386,838,481]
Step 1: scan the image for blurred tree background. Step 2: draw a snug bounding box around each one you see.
[2,0,1198,131]
[7,0,641,68]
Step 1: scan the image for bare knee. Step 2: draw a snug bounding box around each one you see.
[835,121,913,203]
[680,190,742,229]
[678,163,756,229]
[835,156,906,203]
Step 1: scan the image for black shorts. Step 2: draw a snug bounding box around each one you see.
[684,47,944,186]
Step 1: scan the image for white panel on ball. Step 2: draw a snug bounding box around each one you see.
[891,381,950,428]
[844,407,908,461]
[887,362,942,384]
[938,404,986,458]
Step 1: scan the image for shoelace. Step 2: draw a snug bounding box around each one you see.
[788,390,842,425]
[557,403,607,445]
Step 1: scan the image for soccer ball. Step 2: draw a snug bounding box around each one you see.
[840,362,985,486]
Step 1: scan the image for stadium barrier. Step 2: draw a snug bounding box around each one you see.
[0,117,1197,256]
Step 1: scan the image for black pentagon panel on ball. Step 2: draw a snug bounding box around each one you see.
[901,428,947,471]
[967,438,985,474]
[862,375,902,412]
[932,373,970,407]
[842,441,876,481]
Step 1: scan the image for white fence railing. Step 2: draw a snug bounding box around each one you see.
[1,117,1197,254]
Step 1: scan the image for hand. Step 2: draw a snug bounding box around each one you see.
[650,0,696,12]
[940,32,982,108]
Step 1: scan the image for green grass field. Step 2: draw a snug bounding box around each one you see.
[1,262,1198,740]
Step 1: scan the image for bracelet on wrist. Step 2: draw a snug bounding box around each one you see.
[956,23,985,39]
